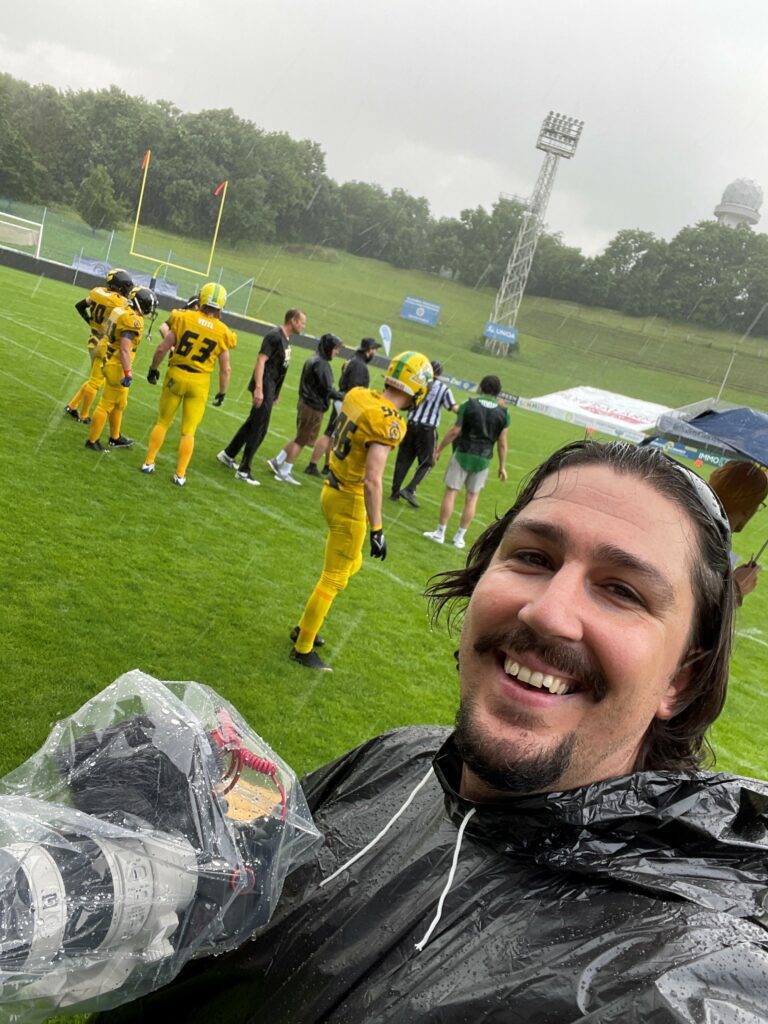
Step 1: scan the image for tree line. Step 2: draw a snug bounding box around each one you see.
[2,73,767,337]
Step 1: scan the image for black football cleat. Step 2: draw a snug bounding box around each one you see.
[290,648,332,672]
[290,626,325,648]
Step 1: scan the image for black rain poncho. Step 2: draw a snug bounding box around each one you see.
[101,726,768,1023]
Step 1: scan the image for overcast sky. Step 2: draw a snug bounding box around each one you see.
[2,0,767,254]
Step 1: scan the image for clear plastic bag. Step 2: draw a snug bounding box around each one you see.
[0,669,321,1022]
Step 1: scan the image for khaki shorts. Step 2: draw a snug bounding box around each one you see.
[444,453,489,493]
[296,401,324,446]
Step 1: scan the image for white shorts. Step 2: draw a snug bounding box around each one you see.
[444,453,489,493]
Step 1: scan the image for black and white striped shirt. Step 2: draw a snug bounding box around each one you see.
[408,380,457,428]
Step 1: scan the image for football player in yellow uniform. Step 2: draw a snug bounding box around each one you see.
[140,282,237,487]
[84,286,157,453]
[290,351,433,671]
[65,268,133,423]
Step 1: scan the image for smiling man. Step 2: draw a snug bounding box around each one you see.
[101,442,768,1024]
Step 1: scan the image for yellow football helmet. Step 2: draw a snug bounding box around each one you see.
[199,282,228,311]
[384,351,433,408]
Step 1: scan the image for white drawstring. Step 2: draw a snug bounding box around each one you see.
[319,765,436,888]
[414,806,476,951]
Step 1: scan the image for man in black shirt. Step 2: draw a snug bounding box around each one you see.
[304,336,381,477]
[267,334,342,485]
[217,309,306,485]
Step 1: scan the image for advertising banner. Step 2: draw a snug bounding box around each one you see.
[399,296,441,327]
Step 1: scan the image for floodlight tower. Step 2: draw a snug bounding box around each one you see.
[485,112,584,355]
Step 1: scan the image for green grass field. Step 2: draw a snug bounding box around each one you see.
[1,251,767,795]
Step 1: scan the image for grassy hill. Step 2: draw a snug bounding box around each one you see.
[6,199,768,409]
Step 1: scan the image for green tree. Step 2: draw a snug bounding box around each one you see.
[656,221,760,329]
[527,234,586,300]
[75,165,126,232]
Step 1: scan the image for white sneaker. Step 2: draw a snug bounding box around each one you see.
[235,470,260,486]
[452,535,466,550]
[276,471,301,486]
[217,450,238,470]
[423,530,445,544]
[266,457,280,475]
[140,463,155,474]
[172,474,186,487]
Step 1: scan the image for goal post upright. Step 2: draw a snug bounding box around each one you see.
[129,151,229,282]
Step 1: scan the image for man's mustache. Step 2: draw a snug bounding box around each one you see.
[472,625,607,701]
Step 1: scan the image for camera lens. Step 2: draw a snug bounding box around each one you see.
[0,849,34,968]
[0,835,115,969]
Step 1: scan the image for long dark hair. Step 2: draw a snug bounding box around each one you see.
[426,441,735,772]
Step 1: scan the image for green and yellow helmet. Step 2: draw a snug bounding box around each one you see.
[384,351,433,408]
[199,282,228,311]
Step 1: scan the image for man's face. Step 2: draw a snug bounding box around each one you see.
[456,465,698,798]
[289,313,306,335]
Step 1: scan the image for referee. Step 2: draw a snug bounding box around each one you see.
[390,360,458,507]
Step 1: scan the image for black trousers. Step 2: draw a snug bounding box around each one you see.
[225,398,274,475]
[391,423,436,496]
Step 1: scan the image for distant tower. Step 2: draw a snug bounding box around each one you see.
[485,112,584,356]
[714,178,762,228]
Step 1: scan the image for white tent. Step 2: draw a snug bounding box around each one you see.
[516,386,671,443]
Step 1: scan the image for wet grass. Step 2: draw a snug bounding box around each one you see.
[0,260,766,789]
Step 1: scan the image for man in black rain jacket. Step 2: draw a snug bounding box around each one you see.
[100,440,768,1024]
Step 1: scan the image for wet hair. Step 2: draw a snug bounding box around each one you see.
[426,440,735,773]
[709,461,768,518]
[479,375,502,396]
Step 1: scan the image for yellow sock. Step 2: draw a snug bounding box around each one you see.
[78,383,99,419]
[67,383,86,409]
[296,587,335,653]
[88,407,108,444]
[109,408,123,440]
[176,434,195,478]
[145,423,168,466]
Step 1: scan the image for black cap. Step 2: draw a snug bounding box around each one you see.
[359,337,381,353]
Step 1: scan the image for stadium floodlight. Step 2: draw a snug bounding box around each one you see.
[536,111,584,159]
[130,149,229,283]
[484,112,584,356]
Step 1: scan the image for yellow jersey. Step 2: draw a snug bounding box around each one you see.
[166,308,237,374]
[83,287,126,340]
[329,387,406,495]
[104,306,145,368]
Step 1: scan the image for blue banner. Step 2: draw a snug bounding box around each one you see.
[646,438,730,467]
[484,320,518,346]
[71,255,178,298]
[400,296,441,327]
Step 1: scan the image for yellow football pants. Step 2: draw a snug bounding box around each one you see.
[144,369,211,474]
[296,485,367,653]
[87,362,130,443]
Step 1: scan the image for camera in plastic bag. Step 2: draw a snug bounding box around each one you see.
[0,669,321,1022]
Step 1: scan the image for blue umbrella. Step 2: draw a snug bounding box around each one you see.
[688,407,768,468]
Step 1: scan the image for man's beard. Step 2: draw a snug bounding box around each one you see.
[454,697,577,795]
